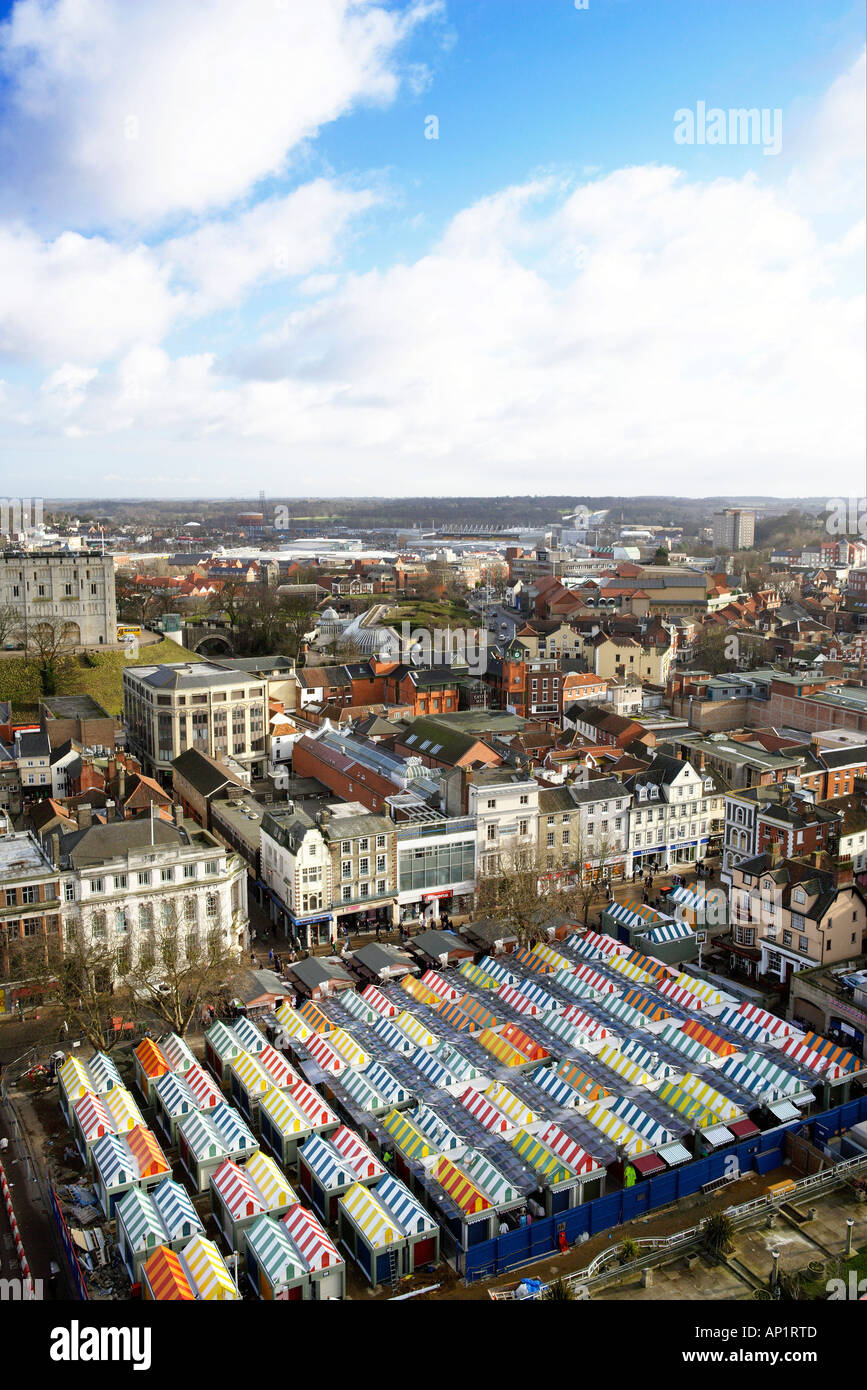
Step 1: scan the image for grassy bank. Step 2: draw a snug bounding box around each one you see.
[0,639,204,719]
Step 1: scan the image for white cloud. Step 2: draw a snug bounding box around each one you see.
[0,225,181,363]
[0,0,437,227]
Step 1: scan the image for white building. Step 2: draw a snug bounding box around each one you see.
[0,552,116,647]
[622,755,724,874]
[470,769,540,877]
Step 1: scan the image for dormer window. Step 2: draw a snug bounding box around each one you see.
[792,888,806,904]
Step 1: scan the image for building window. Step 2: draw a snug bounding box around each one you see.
[160,868,173,883]
[183,864,196,879]
[342,886,352,902]
[90,878,104,895]
[138,871,151,886]
[206,894,218,918]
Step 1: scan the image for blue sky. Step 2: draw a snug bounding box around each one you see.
[0,0,863,499]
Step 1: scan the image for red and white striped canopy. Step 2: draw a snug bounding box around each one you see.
[538,1122,599,1175]
[571,964,618,993]
[211,1159,263,1220]
[560,1006,608,1039]
[657,978,704,1010]
[331,1125,385,1180]
[457,1086,511,1133]
[282,1203,340,1271]
[496,984,540,1017]
[420,970,461,1002]
[360,985,397,1018]
[737,1002,796,1038]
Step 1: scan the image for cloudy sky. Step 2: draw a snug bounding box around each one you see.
[0,0,863,499]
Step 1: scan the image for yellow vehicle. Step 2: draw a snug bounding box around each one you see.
[117,624,142,639]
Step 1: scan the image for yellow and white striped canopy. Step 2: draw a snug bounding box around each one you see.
[674,973,728,1007]
[102,1086,144,1134]
[275,1003,313,1042]
[596,1044,653,1088]
[340,1182,401,1247]
[678,1073,742,1122]
[584,1103,649,1156]
[230,1050,271,1096]
[531,942,572,972]
[181,1235,240,1300]
[259,1087,308,1136]
[328,1028,371,1069]
[484,1081,538,1127]
[394,1010,438,1049]
[607,954,655,984]
[244,1150,297,1209]
[59,1056,94,1102]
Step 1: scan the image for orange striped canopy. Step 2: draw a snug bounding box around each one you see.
[401,976,441,1007]
[127,1124,171,1179]
[298,1001,333,1034]
[477,1028,529,1068]
[135,1038,169,1080]
[556,1060,610,1101]
[143,1245,194,1300]
[457,994,498,1028]
[680,1018,738,1057]
[499,1022,549,1062]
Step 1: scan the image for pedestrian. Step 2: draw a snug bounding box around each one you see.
[274,954,281,973]
[269,948,274,965]
[250,950,256,965]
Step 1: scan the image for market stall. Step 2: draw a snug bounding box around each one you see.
[115,1180,205,1285]
[176,1234,240,1300]
[243,1213,309,1300]
[374,1172,439,1270]
[554,1061,610,1102]
[204,1020,246,1088]
[132,1038,170,1105]
[297,1125,383,1223]
[177,1101,259,1193]
[259,1086,316,1167]
[359,984,398,1018]
[484,1081,538,1127]
[210,1151,297,1249]
[282,1202,345,1300]
[157,1032,197,1077]
[337,1182,404,1288]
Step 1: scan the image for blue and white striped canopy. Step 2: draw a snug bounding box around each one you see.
[476,955,518,986]
[410,1048,455,1088]
[609,1097,673,1146]
[364,1061,411,1104]
[299,1134,353,1189]
[375,1174,436,1235]
[530,1065,579,1107]
[151,1178,203,1240]
[373,1016,415,1053]
[644,919,694,944]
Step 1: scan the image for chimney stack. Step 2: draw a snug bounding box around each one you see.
[172,803,183,827]
[76,804,92,831]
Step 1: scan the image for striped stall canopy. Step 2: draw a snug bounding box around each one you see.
[412,1103,461,1152]
[735,1002,797,1039]
[476,955,519,986]
[338,990,380,1027]
[231,1050,272,1096]
[657,977,705,1010]
[605,900,666,930]
[458,1085,512,1134]
[340,1068,389,1113]
[666,885,727,919]
[583,1103,649,1156]
[574,930,628,960]
[531,942,573,972]
[211,1159,265,1220]
[484,1081,538,1127]
[571,964,618,994]
[511,1128,575,1184]
[184,1064,221,1111]
[409,1048,457,1088]
[420,969,462,1002]
[623,951,666,981]
[157,1033,196,1075]
[607,954,655,985]
[394,1010,438,1049]
[212,1102,257,1153]
[541,1013,588,1049]
[328,1028,371,1069]
[674,974,732,1008]
[275,1003,313,1042]
[530,1065,579,1108]
[597,995,650,1031]
[244,1150,298,1209]
[340,1183,401,1247]
[376,1173,438,1235]
[305,1033,348,1075]
[645,919,695,945]
[116,1186,166,1249]
[657,1080,720,1128]
[401,975,443,1008]
[205,1020,244,1062]
[177,1108,225,1161]
[87,1052,123,1092]
[537,1122,600,1175]
[561,1005,608,1039]
[609,1097,673,1146]
[462,1148,520,1206]
[679,1073,744,1120]
[497,983,541,1017]
[619,1039,672,1079]
[716,1007,771,1043]
[432,1040,480,1080]
[555,1060,610,1101]
[779,1037,835,1075]
[135,1038,169,1081]
[126,1125,171,1180]
[331,1125,385,1181]
[143,1245,195,1300]
[298,1001,335,1035]
[91,1133,136,1186]
[101,1088,144,1139]
[551,969,599,1001]
[513,978,560,1012]
[363,1062,411,1106]
[259,1086,310,1136]
[282,1203,341,1270]
[512,946,555,975]
[457,994,499,1029]
[153,1072,197,1121]
[680,1019,739,1058]
[500,1022,549,1063]
[258,1044,299,1090]
[800,1033,861,1075]
[477,1028,531,1068]
[457,960,501,989]
[181,1234,240,1300]
[721,1051,809,1100]
[360,984,398,1018]
[373,1015,416,1053]
[300,1133,355,1189]
[59,1056,96,1105]
[658,1023,715,1066]
[596,1044,653,1087]
[289,1083,338,1129]
[623,988,671,1023]
[151,1179,203,1241]
[232,1016,269,1055]
[434,1155,492,1215]
[244,1213,305,1286]
[435,1000,480,1033]
[381,1108,433,1162]
[74,1092,113,1142]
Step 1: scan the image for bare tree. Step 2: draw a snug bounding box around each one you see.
[475,846,551,948]
[19,617,78,695]
[0,603,20,648]
[562,822,622,925]
[29,921,126,1053]
[123,907,241,1036]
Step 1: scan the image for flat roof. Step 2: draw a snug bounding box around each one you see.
[42,694,112,718]
[0,832,53,875]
